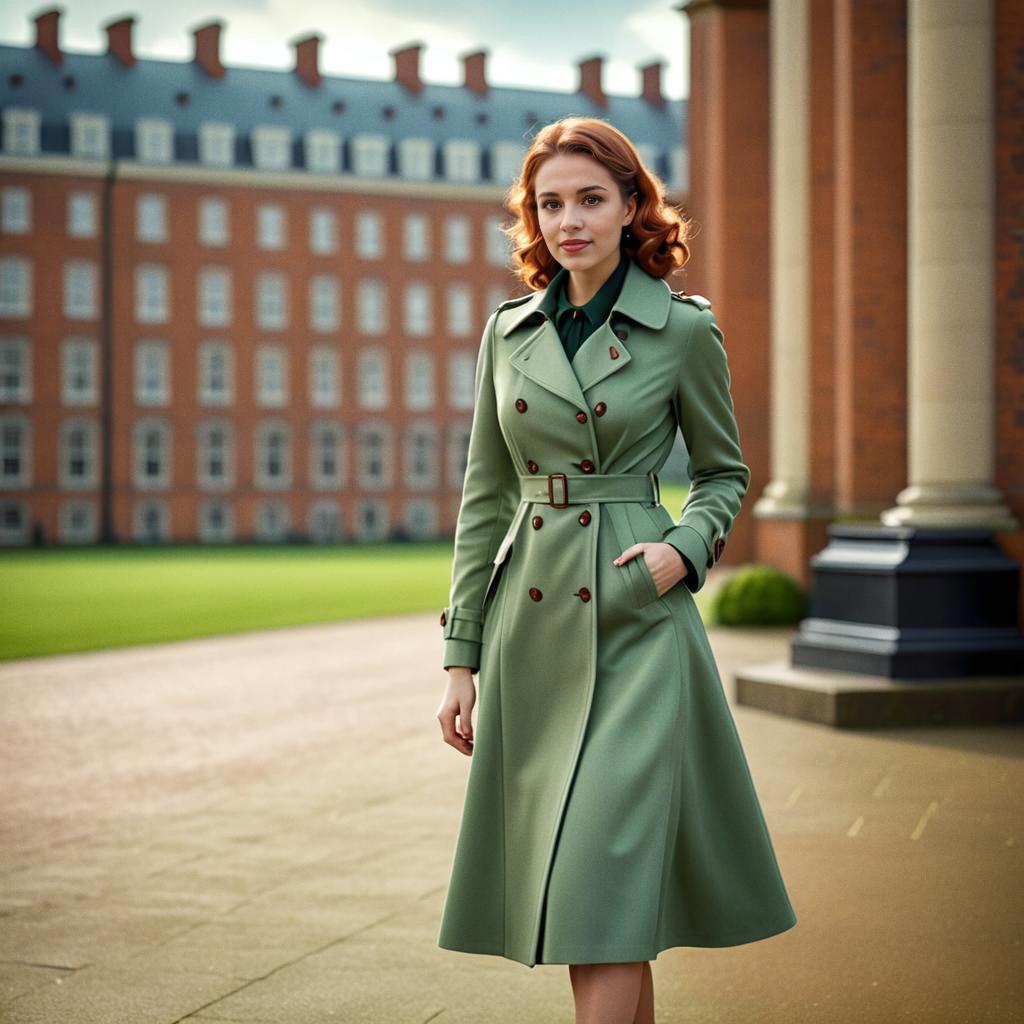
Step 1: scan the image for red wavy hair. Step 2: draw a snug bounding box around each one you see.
[503,116,691,290]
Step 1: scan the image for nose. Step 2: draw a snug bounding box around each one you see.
[560,205,583,232]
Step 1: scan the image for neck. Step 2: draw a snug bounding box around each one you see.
[565,249,623,306]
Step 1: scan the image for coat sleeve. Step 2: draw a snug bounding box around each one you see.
[440,309,521,672]
[661,306,752,594]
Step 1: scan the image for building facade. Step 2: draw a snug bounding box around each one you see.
[0,9,686,545]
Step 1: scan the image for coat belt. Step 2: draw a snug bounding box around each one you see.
[519,470,660,507]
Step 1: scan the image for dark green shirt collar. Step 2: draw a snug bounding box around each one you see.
[553,251,630,334]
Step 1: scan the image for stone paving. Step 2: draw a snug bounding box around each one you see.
[0,613,1021,1023]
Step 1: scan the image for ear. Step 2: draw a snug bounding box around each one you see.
[623,191,638,227]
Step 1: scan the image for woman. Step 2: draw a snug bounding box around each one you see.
[435,116,797,1023]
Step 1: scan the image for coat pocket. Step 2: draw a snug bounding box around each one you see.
[610,503,662,609]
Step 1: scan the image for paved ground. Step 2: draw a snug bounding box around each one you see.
[0,612,1021,1024]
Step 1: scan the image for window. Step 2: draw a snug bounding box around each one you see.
[309,346,340,410]
[0,336,31,403]
[305,130,341,173]
[357,279,386,335]
[351,134,389,177]
[135,118,174,163]
[398,138,434,180]
[197,498,234,542]
[404,498,438,539]
[134,340,170,406]
[309,208,337,254]
[486,214,511,266]
[355,210,383,259]
[70,113,110,160]
[198,268,231,327]
[443,140,481,182]
[63,261,98,320]
[404,421,438,489]
[0,498,29,544]
[135,193,168,243]
[255,346,288,407]
[197,419,235,489]
[309,422,344,489]
[405,352,434,411]
[3,108,40,156]
[59,418,98,490]
[444,215,471,264]
[403,214,430,262]
[255,273,288,331]
[309,275,340,332]
[133,498,170,539]
[134,265,169,324]
[252,125,292,171]
[491,140,524,184]
[669,147,687,191]
[404,283,432,337]
[61,337,97,406]
[199,122,235,167]
[447,421,471,487]
[446,284,472,337]
[358,348,388,409]
[132,417,171,490]
[254,420,291,489]
[356,497,389,540]
[0,257,32,318]
[254,498,290,539]
[0,415,31,488]
[357,422,392,489]
[1,188,30,234]
[257,204,286,250]
[198,341,234,406]
[448,351,475,410]
[309,499,343,540]
[198,197,229,247]
[59,500,97,544]
[67,192,97,238]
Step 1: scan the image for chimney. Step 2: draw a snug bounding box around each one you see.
[390,42,424,94]
[460,49,488,96]
[292,33,322,88]
[193,21,225,80]
[577,55,606,107]
[639,60,664,108]
[34,7,63,66]
[105,16,136,68]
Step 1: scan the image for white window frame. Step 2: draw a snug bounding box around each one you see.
[309,345,340,410]
[357,279,387,336]
[443,139,481,182]
[134,265,169,324]
[61,336,97,406]
[135,118,174,164]
[355,210,383,260]
[486,214,511,267]
[252,125,292,171]
[63,261,99,320]
[2,108,41,157]
[403,213,430,262]
[0,335,31,403]
[446,283,472,337]
[257,203,286,250]
[132,417,171,491]
[199,122,235,167]
[350,133,389,177]
[198,267,231,328]
[0,257,32,318]
[70,113,110,160]
[305,130,341,174]
[0,414,32,489]
[255,349,289,409]
[59,417,99,490]
[67,192,97,238]
[448,351,475,410]
[398,137,434,180]
[358,348,388,410]
[198,197,229,247]
[255,273,288,331]
[134,339,170,406]
[405,351,434,411]
[403,282,432,337]
[444,215,471,264]
[1,187,31,235]
[491,140,525,184]
[309,275,340,333]
[135,193,168,244]
[198,340,234,407]
[309,208,337,255]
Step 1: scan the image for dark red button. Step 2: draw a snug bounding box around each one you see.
[609,346,620,359]
[577,587,591,602]
[615,328,628,341]
[532,515,543,529]
[578,510,591,526]
[579,459,594,473]
[576,411,587,423]
[515,398,527,413]
[527,459,539,473]
[440,610,447,626]
[594,402,607,416]
[529,587,543,601]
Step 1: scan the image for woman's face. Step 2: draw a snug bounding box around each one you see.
[534,152,637,283]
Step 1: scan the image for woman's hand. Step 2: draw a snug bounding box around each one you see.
[437,668,476,756]
[614,541,688,598]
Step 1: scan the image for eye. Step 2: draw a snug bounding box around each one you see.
[582,194,602,206]
[541,199,561,211]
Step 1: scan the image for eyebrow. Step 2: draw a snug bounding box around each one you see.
[536,185,610,198]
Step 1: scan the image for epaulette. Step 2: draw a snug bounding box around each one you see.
[670,291,712,311]
[493,293,533,313]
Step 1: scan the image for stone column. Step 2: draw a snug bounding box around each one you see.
[883,0,1017,530]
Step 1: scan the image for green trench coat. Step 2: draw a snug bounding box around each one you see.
[437,258,797,968]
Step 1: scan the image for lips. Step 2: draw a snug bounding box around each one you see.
[560,240,590,252]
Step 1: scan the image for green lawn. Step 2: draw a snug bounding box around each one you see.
[0,485,693,662]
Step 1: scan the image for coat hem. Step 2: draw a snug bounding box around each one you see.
[439,912,798,969]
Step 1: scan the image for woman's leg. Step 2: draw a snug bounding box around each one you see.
[567,961,654,1024]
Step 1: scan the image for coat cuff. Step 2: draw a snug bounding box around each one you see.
[662,524,711,593]
[440,605,483,672]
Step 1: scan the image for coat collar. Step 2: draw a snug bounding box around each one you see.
[501,259,673,407]
[500,257,673,338]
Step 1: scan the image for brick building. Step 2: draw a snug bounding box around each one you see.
[0,8,686,546]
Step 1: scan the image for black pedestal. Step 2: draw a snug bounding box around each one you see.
[790,525,1024,678]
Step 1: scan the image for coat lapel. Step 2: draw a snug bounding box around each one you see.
[502,258,674,408]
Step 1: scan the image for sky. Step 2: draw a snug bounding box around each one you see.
[0,0,691,99]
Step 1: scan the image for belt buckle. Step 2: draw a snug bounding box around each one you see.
[547,472,569,508]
